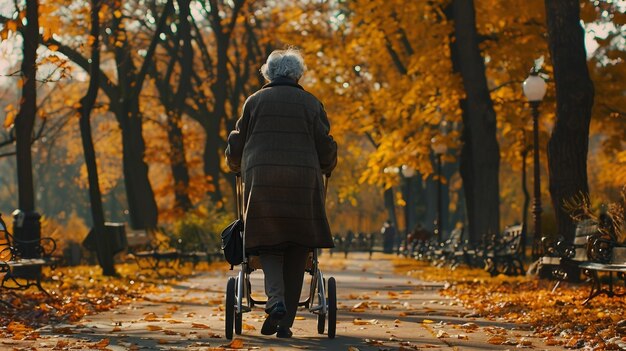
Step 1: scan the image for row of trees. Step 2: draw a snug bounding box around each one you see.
[0,0,623,255]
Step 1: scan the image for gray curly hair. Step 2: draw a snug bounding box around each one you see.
[260,49,306,82]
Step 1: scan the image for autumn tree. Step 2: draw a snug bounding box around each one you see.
[545,0,595,241]
[149,0,194,213]
[45,0,176,230]
[77,0,117,275]
[273,0,464,239]
[12,0,41,272]
[445,0,501,243]
[581,0,626,201]
[150,0,277,210]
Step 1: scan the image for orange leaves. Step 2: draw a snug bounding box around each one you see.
[144,312,159,321]
[3,104,16,129]
[222,338,244,349]
[93,338,110,349]
[486,335,507,345]
[352,318,378,325]
[394,257,626,349]
[350,301,369,312]
[191,322,211,329]
[242,323,256,331]
[0,18,20,40]
[6,321,33,340]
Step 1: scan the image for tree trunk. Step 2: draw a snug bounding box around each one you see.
[166,0,193,212]
[120,113,158,230]
[110,0,173,230]
[205,0,245,206]
[15,0,39,215]
[412,174,427,227]
[202,116,224,204]
[78,0,116,276]
[12,0,41,279]
[383,187,398,236]
[449,0,501,243]
[544,0,594,243]
[166,114,192,212]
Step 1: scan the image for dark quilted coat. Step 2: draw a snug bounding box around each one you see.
[225,78,337,251]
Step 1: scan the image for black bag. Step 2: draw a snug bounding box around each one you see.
[221,218,244,266]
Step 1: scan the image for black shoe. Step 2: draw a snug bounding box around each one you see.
[276,326,292,338]
[261,302,286,335]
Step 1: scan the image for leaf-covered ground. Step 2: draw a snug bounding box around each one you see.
[0,260,229,341]
[394,257,626,350]
[2,255,626,350]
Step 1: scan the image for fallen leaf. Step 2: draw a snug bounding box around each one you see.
[461,322,478,330]
[487,335,507,345]
[352,301,369,309]
[144,313,159,321]
[223,338,244,349]
[353,319,378,325]
[94,338,110,349]
[519,337,532,346]
[192,323,211,329]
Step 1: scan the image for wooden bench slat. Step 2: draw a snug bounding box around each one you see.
[580,262,626,272]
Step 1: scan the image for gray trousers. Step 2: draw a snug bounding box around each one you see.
[260,246,308,328]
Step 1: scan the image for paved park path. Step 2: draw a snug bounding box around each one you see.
[5,252,566,350]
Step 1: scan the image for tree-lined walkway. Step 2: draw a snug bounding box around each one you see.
[1,253,570,350]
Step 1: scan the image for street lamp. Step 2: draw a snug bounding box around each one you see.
[431,138,448,243]
[523,69,547,258]
[401,165,415,256]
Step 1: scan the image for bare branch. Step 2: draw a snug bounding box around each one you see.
[42,37,118,101]
[489,80,522,93]
[130,0,175,102]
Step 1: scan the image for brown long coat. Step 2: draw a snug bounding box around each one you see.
[225,78,337,251]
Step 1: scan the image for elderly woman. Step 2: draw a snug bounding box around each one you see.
[225,49,337,338]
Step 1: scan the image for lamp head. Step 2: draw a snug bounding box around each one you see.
[523,72,547,102]
[401,165,416,178]
[431,137,448,155]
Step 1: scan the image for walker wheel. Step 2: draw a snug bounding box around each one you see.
[225,277,235,339]
[327,277,337,338]
[317,278,326,334]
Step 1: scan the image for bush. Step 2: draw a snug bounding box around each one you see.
[169,203,232,252]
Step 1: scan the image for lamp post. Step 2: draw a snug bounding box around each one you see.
[401,165,415,256]
[522,69,547,258]
[431,138,448,243]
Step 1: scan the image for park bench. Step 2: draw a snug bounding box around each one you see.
[430,227,464,268]
[483,224,524,276]
[578,222,626,304]
[330,232,377,259]
[0,213,59,295]
[129,229,221,273]
[538,219,597,290]
[329,234,343,257]
[448,227,488,269]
